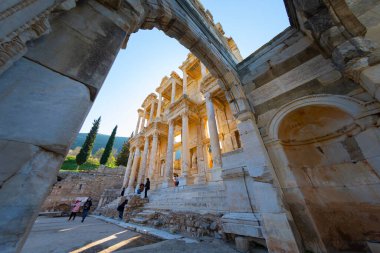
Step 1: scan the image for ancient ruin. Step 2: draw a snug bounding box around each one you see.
[1,0,380,252]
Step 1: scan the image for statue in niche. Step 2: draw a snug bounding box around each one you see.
[191,153,197,169]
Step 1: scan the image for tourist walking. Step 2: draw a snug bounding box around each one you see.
[81,197,92,223]
[144,178,150,198]
[117,199,128,220]
[68,200,81,221]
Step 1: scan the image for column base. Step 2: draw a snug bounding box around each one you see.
[178,173,188,186]
[206,167,222,182]
[126,186,135,194]
[194,173,206,184]
[161,179,172,188]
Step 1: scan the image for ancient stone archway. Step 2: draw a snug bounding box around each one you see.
[266,95,380,252]
[0,1,299,252]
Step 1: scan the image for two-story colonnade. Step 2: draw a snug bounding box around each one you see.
[123,33,243,193]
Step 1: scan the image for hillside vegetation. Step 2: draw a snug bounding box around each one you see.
[70,133,128,154]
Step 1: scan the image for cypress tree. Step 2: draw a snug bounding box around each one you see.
[76,117,101,167]
[116,139,130,166]
[100,125,118,165]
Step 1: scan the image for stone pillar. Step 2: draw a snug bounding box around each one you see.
[139,109,146,133]
[136,137,150,188]
[122,148,135,188]
[201,62,207,78]
[182,71,188,95]
[135,115,141,136]
[163,119,175,187]
[126,147,141,193]
[0,2,129,252]
[149,101,155,124]
[180,112,189,184]
[236,112,302,253]
[156,93,162,118]
[171,79,176,104]
[205,93,222,169]
[148,133,159,178]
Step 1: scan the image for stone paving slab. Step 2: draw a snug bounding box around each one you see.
[22,216,160,253]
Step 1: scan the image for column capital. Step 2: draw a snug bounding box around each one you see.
[204,92,212,100]
[180,109,189,118]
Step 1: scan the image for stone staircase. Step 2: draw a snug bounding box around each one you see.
[96,184,265,246]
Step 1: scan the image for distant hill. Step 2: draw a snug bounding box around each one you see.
[71,133,128,154]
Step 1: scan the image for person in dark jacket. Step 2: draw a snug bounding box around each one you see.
[81,197,92,223]
[120,187,125,196]
[144,178,150,198]
[117,199,128,220]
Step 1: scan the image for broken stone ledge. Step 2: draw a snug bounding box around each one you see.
[91,215,199,243]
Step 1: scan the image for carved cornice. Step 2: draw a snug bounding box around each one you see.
[0,1,65,75]
[166,95,199,121]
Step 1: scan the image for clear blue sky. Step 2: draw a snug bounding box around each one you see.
[80,0,289,137]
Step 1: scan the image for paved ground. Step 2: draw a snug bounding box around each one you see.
[22,217,160,253]
[22,216,241,253]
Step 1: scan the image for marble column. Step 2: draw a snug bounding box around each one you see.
[148,133,159,178]
[149,101,155,124]
[205,93,222,169]
[139,109,146,133]
[156,93,162,118]
[200,62,207,78]
[181,112,189,184]
[137,137,150,188]
[135,115,141,136]
[163,119,175,187]
[171,79,176,104]
[182,71,188,95]
[126,147,141,193]
[122,148,134,188]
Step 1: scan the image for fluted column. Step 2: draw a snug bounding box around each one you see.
[149,101,155,124]
[122,148,135,188]
[136,137,150,188]
[126,147,141,193]
[163,119,175,187]
[205,93,222,169]
[182,71,188,95]
[135,116,141,135]
[181,112,189,184]
[171,79,176,104]
[156,93,162,118]
[148,133,159,178]
[139,109,146,133]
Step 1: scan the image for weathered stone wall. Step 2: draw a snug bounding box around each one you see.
[237,12,380,252]
[41,167,124,214]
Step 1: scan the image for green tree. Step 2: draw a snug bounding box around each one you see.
[116,138,131,166]
[76,117,101,167]
[93,148,105,160]
[100,125,117,165]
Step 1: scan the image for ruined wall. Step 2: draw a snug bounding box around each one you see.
[238,26,380,252]
[41,167,124,213]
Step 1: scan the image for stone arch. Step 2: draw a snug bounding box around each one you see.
[138,0,250,117]
[267,94,366,141]
[0,1,297,252]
